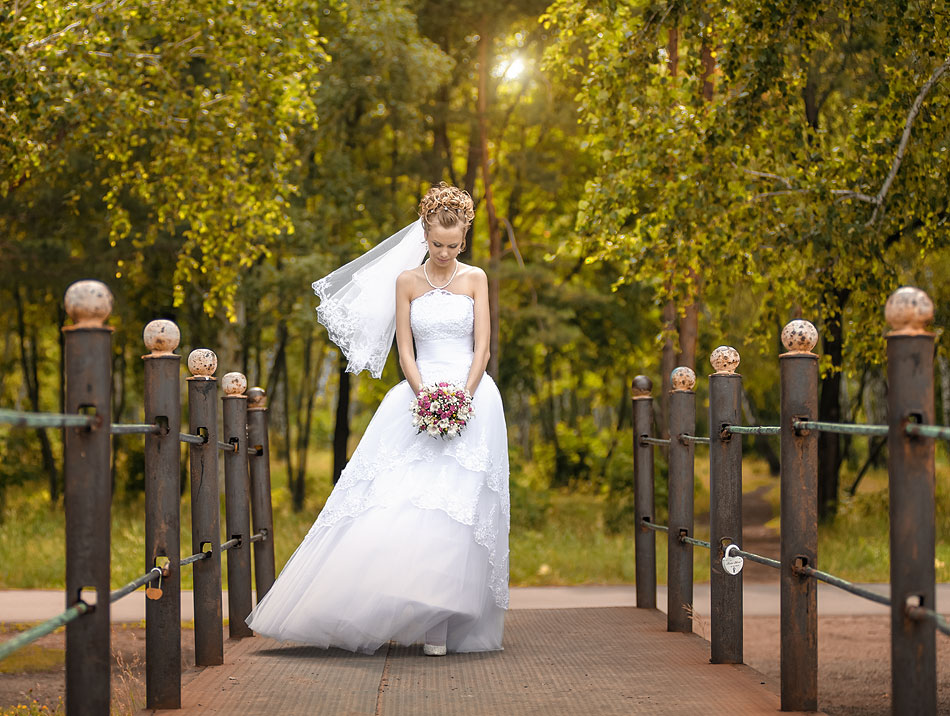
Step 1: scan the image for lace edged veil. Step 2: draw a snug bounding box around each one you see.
[311,220,428,379]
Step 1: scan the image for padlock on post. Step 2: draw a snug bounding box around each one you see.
[722,543,744,576]
[146,556,170,600]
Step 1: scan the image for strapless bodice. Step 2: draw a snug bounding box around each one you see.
[410,289,475,385]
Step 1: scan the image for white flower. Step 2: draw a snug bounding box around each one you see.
[427,426,440,437]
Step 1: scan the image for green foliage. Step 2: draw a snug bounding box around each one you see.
[542,0,950,368]
[2,0,329,316]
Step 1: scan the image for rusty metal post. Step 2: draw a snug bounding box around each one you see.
[668,368,696,633]
[63,281,114,716]
[247,387,276,600]
[885,287,936,715]
[632,376,656,609]
[186,349,224,666]
[143,320,182,710]
[779,320,819,711]
[708,346,743,664]
[222,372,253,638]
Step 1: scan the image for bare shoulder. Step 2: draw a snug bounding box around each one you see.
[457,263,487,285]
[397,266,424,287]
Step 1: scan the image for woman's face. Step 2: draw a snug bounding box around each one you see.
[425,224,465,266]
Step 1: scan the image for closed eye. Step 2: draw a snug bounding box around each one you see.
[432,242,460,249]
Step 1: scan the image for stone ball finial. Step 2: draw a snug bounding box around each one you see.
[143,320,180,355]
[781,320,819,353]
[64,280,113,327]
[885,286,934,335]
[631,375,653,399]
[222,372,247,396]
[247,387,267,409]
[710,346,740,374]
[671,367,696,392]
[187,349,217,377]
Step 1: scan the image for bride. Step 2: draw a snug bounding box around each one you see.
[246,183,510,655]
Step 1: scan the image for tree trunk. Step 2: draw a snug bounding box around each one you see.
[292,331,324,511]
[477,25,502,380]
[817,289,849,520]
[14,287,59,503]
[332,358,351,485]
[659,300,676,439]
[111,348,127,495]
[938,352,950,428]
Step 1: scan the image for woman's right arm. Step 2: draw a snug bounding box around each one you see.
[395,272,424,395]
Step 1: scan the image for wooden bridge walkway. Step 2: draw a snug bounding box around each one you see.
[157,607,818,715]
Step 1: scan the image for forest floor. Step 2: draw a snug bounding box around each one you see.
[3,488,947,715]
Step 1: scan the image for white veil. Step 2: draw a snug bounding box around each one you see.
[312,220,428,379]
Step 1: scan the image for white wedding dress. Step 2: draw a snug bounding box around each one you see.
[246,288,510,653]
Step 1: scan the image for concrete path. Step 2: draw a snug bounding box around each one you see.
[4,583,948,623]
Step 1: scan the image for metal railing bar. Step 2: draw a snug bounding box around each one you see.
[0,602,91,662]
[180,551,211,567]
[640,436,671,447]
[906,605,950,637]
[793,420,889,437]
[724,425,781,436]
[221,537,240,551]
[110,567,163,603]
[680,535,711,549]
[730,546,781,570]
[0,408,96,430]
[179,432,207,445]
[110,423,161,435]
[679,434,711,444]
[216,440,237,453]
[639,520,669,533]
[796,565,891,606]
[249,531,266,543]
[905,423,950,440]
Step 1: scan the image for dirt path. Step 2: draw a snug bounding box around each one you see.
[741,483,781,583]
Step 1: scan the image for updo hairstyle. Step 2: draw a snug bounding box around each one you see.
[418,182,475,249]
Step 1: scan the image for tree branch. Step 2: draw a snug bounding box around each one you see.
[865,56,950,225]
[24,21,82,51]
[743,168,793,188]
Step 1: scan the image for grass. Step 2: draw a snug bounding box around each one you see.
[2,449,949,592]
[0,702,63,716]
[0,644,63,674]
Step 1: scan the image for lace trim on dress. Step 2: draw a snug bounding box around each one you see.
[304,440,510,608]
[313,278,391,379]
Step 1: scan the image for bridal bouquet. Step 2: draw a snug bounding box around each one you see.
[410,382,474,439]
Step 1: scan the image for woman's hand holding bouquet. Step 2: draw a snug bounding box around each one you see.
[410,382,474,439]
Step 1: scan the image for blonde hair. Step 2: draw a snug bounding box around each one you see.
[418,182,475,241]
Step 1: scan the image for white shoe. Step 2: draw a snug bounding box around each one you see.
[423,643,447,657]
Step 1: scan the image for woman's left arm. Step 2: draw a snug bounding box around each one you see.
[465,268,491,396]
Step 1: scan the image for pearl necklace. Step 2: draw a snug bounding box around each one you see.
[423,258,459,290]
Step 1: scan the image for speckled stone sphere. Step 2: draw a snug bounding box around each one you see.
[781,320,819,353]
[885,286,934,334]
[247,387,267,409]
[671,367,696,392]
[187,349,218,377]
[143,320,180,354]
[64,280,113,327]
[631,375,653,398]
[710,346,740,374]
[222,372,247,396]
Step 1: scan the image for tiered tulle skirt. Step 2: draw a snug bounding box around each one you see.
[245,374,509,654]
